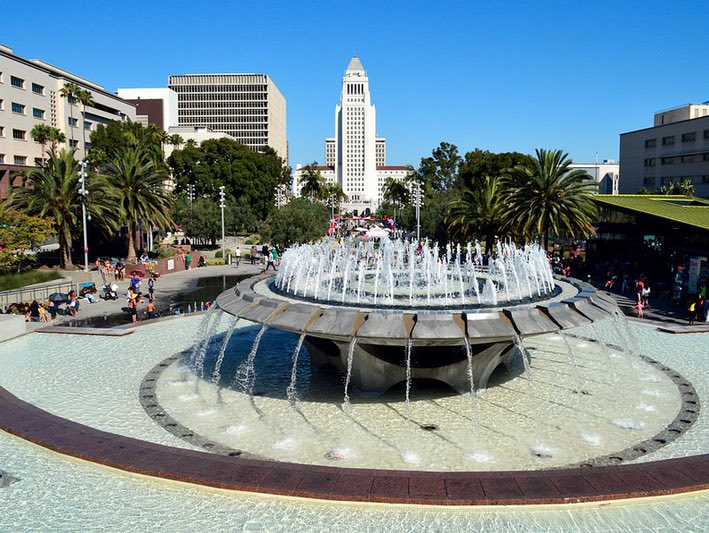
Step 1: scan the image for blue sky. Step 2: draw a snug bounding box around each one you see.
[4,1,708,168]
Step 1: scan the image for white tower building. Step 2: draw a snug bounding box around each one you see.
[334,56,380,211]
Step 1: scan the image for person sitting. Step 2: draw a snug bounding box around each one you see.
[197,256,206,268]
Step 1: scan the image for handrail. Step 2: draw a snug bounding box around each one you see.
[0,280,76,310]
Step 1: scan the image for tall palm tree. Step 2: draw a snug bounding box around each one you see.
[299,163,325,202]
[104,144,174,262]
[76,88,95,158]
[382,177,410,220]
[323,182,348,215]
[59,82,81,147]
[168,133,184,151]
[8,149,116,268]
[30,124,53,164]
[48,127,66,151]
[157,129,170,157]
[504,149,598,249]
[446,174,508,252]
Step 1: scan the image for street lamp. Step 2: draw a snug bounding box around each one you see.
[78,160,89,272]
[412,180,423,241]
[219,185,226,261]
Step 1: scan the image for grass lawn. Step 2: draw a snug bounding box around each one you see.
[0,271,63,292]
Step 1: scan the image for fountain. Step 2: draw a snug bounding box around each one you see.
[212,237,619,395]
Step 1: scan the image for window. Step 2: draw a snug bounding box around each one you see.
[12,129,26,140]
[33,108,44,119]
[0,154,4,163]
[69,139,79,147]
[703,176,709,184]
[31,83,44,95]
[643,158,656,167]
[644,139,656,148]
[682,132,696,142]
[704,153,709,162]
[660,176,673,185]
[661,157,674,165]
[704,129,709,139]
[68,117,78,126]
[643,177,655,186]
[0,98,3,110]
[662,136,675,146]
[0,127,3,137]
[34,157,43,167]
[11,102,25,114]
[681,155,697,163]
[14,155,27,165]
[10,76,24,88]
[84,121,91,130]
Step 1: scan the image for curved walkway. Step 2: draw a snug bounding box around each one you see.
[1,381,709,505]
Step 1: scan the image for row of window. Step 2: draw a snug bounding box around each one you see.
[4,74,46,95]
[645,130,709,148]
[170,84,268,93]
[174,92,267,101]
[644,153,709,166]
[643,176,709,186]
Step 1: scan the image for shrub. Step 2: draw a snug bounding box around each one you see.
[245,237,259,245]
[214,250,223,258]
[154,247,177,259]
[206,258,225,266]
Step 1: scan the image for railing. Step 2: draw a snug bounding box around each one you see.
[0,280,75,310]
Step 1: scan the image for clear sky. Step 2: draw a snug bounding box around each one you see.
[4,1,708,168]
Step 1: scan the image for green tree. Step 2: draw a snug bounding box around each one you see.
[505,149,598,248]
[89,120,165,168]
[323,182,348,215]
[446,174,509,252]
[76,88,95,157]
[299,163,326,201]
[168,133,184,151]
[30,124,53,164]
[458,149,532,190]
[104,145,173,261]
[8,149,115,268]
[418,142,461,191]
[59,82,81,147]
[48,127,66,151]
[228,195,260,233]
[0,206,54,270]
[169,138,289,220]
[382,176,410,219]
[261,198,329,248]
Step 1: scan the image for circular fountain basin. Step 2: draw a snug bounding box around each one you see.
[214,273,620,394]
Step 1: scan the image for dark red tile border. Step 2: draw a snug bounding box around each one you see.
[2,385,709,506]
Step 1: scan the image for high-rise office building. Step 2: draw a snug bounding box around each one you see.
[294,56,407,213]
[167,73,287,163]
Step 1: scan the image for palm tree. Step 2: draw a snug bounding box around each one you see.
[446,174,509,252]
[30,124,53,164]
[8,149,116,268]
[104,144,174,262]
[382,177,410,220]
[299,163,325,202]
[504,149,598,249]
[59,82,81,147]
[76,88,95,158]
[323,182,348,215]
[168,133,184,151]
[48,127,66,150]
[156,129,169,157]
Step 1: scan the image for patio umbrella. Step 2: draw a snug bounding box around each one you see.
[129,270,145,278]
[48,292,69,303]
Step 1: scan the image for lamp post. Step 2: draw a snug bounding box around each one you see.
[412,180,423,241]
[78,160,89,272]
[187,183,195,240]
[219,185,226,261]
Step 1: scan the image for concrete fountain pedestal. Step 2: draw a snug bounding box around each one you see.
[215,273,620,394]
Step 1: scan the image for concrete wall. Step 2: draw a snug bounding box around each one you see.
[0,315,26,342]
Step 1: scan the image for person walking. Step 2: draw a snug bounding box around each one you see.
[641,284,651,309]
[688,297,698,325]
[264,247,277,272]
[250,245,257,265]
[235,246,241,267]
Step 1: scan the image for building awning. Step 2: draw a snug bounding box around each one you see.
[592,195,709,231]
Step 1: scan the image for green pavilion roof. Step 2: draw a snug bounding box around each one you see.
[592,195,709,231]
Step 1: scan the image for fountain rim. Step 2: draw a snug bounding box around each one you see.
[214,273,621,344]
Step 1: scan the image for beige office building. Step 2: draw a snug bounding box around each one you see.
[620,104,709,197]
[0,44,136,197]
[168,73,287,163]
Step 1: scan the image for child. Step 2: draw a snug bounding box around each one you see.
[636,301,644,319]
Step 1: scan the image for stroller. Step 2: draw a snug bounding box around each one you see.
[102,282,118,300]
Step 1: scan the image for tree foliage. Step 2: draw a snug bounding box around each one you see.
[0,206,54,269]
[8,149,116,268]
[458,149,532,190]
[418,142,461,191]
[260,198,329,249]
[168,138,290,221]
[504,149,598,248]
[89,120,165,168]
